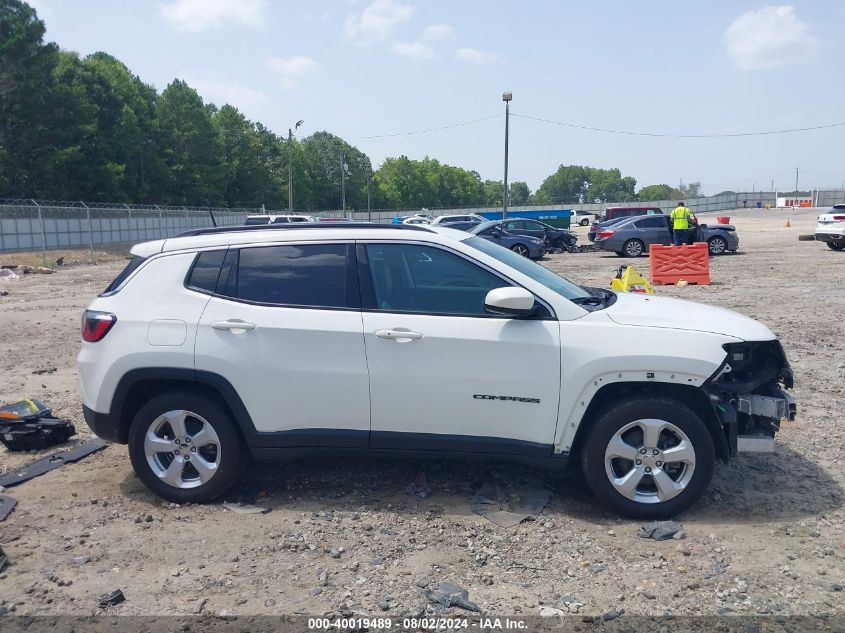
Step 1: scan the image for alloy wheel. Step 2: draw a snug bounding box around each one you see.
[144,410,221,489]
[604,418,696,504]
[512,244,529,257]
[709,237,727,255]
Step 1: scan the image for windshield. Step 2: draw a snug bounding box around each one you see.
[465,236,591,301]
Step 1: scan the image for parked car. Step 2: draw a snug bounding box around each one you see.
[403,216,431,225]
[430,214,486,226]
[437,221,478,232]
[814,204,845,250]
[600,206,664,222]
[244,214,315,225]
[79,221,794,518]
[573,210,596,226]
[588,215,638,242]
[494,218,577,251]
[469,221,546,259]
[594,214,739,257]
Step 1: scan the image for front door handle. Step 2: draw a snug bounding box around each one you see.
[374,329,423,343]
[211,320,256,331]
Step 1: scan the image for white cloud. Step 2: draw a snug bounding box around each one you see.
[392,41,436,59]
[345,0,414,46]
[454,47,497,64]
[266,56,320,89]
[187,73,270,114]
[160,0,267,33]
[725,5,819,71]
[423,23,454,41]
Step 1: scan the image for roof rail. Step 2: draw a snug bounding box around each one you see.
[176,221,433,238]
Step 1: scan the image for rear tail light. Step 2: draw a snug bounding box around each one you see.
[81,310,117,342]
[833,215,845,221]
[597,230,616,239]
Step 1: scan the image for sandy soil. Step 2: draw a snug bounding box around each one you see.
[0,207,843,619]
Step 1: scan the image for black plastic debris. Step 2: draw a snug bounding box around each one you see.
[98,589,125,608]
[0,494,17,522]
[0,546,7,572]
[0,438,108,488]
[638,520,684,541]
[425,582,480,612]
[471,483,550,528]
[0,399,76,451]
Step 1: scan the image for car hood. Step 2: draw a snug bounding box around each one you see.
[604,292,775,341]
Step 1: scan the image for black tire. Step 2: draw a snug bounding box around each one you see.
[511,243,530,257]
[580,218,589,226]
[128,390,246,503]
[553,237,571,250]
[622,239,644,257]
[826,241,845,251]
[580,397,715,519]
[708,236,728,255]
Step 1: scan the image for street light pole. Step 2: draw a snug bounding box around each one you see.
[341,156,348,215]
[795,167,799,208]
[502,91,512,219]
[288,120,303,212]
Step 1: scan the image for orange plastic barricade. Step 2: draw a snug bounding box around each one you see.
[649,243,710,286]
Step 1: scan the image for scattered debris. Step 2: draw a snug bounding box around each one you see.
[0,399,76,451]
[704,562,729,579]
[638,520,684,541]
[97,589,126,608]
[0,438,108,488]
[424,582,480,612]
[470,483,550,528]
[405,471,431,499]
[31,368,57,375]
[0,291,8,296]
[0,269,20,280]
[0,495,18,522]
[0,546,7,572]
[55,256,65,266]
[223,502,271,515]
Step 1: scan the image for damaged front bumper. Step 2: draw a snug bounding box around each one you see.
[706,340,796,455]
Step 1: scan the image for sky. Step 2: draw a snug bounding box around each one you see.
[27,0,845,194]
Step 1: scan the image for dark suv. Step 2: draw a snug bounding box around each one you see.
[495,219,577,250]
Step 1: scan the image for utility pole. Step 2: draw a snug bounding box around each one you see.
[795,167,799,208]
[288,120,303,212]
[502,91,512,219]
[367,166,372,223]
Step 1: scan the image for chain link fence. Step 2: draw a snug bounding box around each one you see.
[3,190,844,255]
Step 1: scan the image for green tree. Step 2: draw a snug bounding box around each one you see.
[678,181,703,198]
[0,0,59,196]
[535,165,589,204]
[584,168,636,203]
[156,79,222,205]
[637,184,680,202]
[299,131,372,211]
[509,181,530,205]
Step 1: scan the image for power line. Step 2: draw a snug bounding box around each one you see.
[353,113,501,139]
[511,112,845,138]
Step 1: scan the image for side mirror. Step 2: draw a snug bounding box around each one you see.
[484,287,536,318]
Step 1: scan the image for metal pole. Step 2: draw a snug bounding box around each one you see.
[367,169,372,223]
[156,205,163,239]
[341,156,346,214]
[124,203,132,244]
[503,98,510,219]
[288,128,293,212]
[81,201,93,257]
[32,199,47,266]
[794,167,799,206]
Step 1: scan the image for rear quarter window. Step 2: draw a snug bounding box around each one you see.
[186,250,226,293]
[100,256,146,296]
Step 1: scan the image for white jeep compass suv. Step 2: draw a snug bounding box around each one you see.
[78,223,795,518]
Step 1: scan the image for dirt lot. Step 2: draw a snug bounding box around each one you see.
[0,207,843,620]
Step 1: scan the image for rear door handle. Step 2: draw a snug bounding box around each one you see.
[211,320,256,331]
[374,329,423,343]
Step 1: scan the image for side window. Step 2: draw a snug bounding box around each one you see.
[504,220,519,230]
[186,250,226,293]
[636,217,666,229]
[365,244,509,316]
[228,244,352,308]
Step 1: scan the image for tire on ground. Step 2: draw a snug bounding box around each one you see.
[128,390,246,504]
[580,396,715,519]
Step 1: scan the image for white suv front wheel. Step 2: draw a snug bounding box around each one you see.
[581,397,715,519]
[128,391,245,503]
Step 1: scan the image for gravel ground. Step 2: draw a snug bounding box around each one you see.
[0,207,842,619]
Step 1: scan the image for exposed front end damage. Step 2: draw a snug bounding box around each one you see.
[705,340,796,455]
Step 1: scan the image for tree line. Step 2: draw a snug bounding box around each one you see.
[0,1,699,210]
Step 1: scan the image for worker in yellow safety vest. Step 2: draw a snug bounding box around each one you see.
[670,201,692,246]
